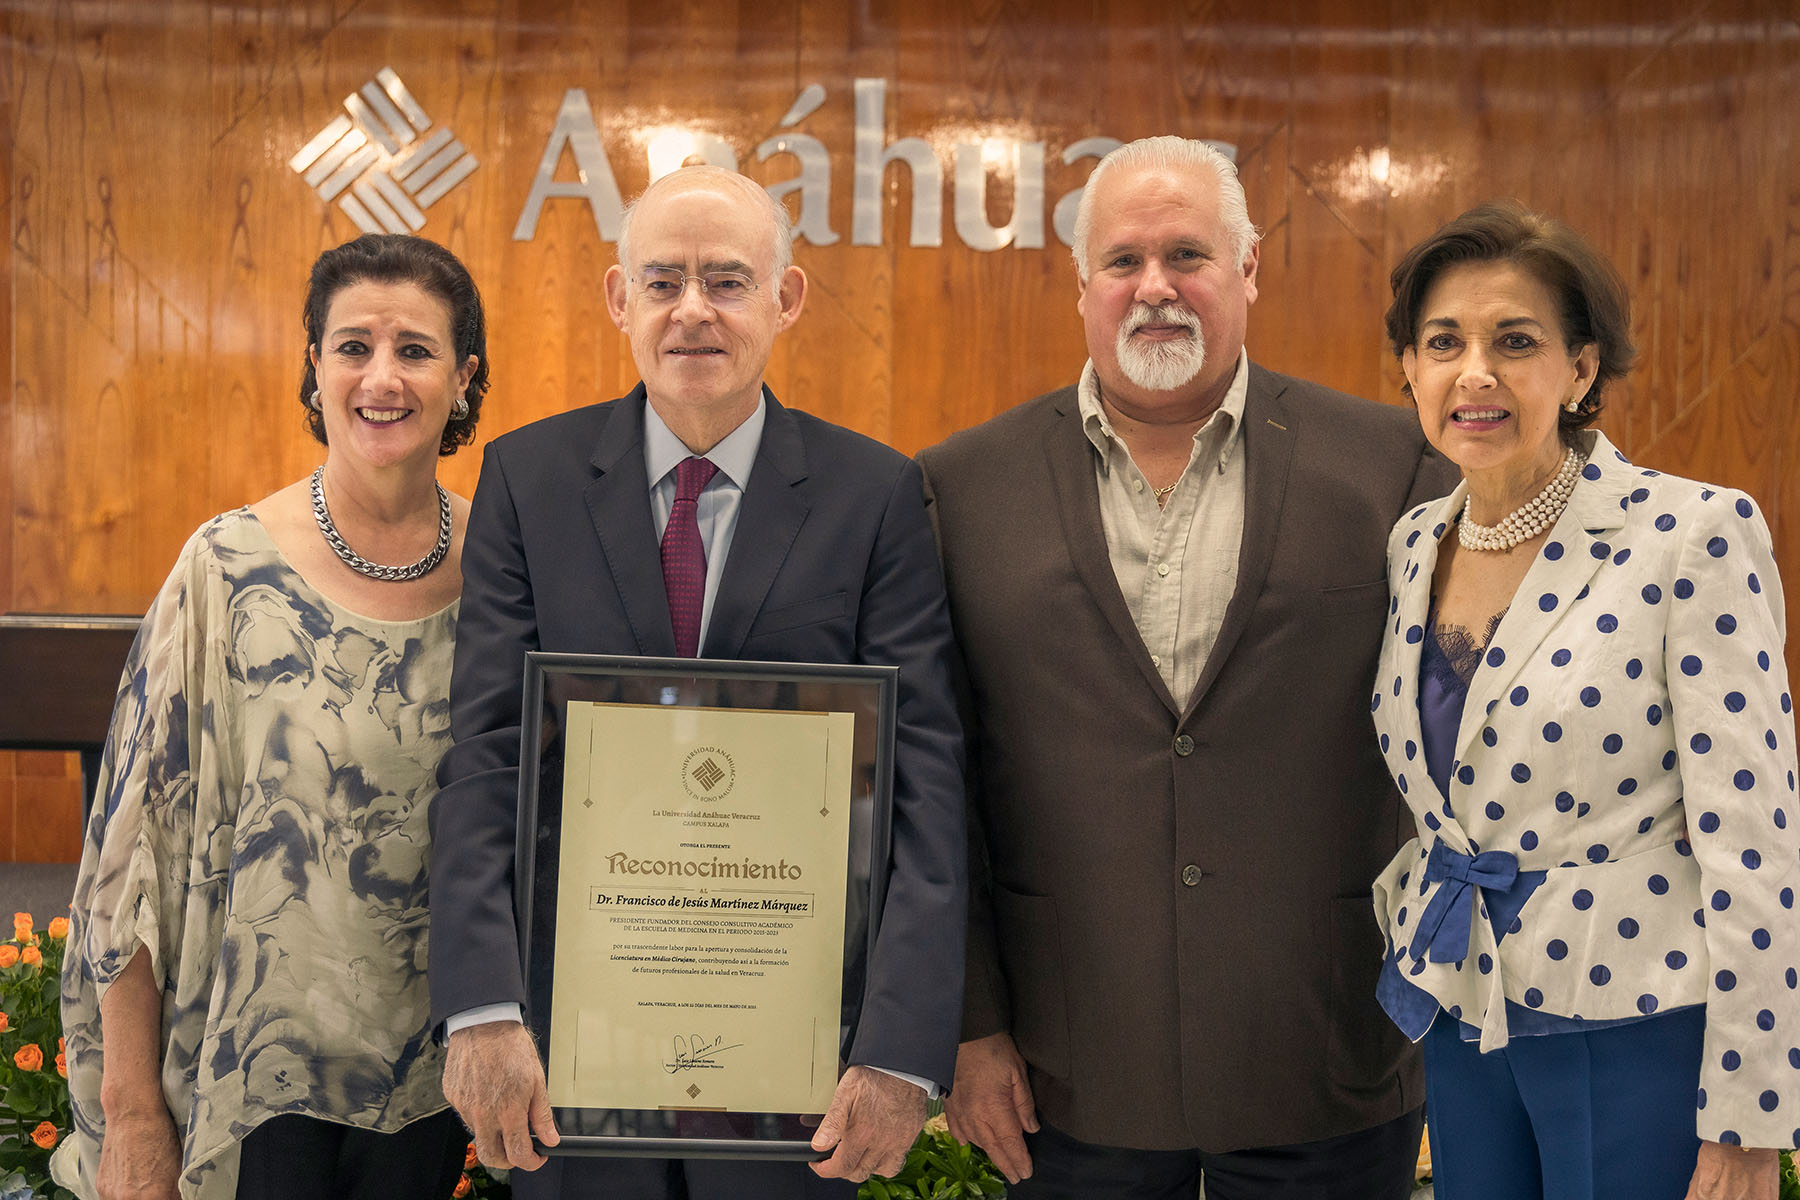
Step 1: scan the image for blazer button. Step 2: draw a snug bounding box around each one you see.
[1181,864,1204,886]
[1173,733,1195,756]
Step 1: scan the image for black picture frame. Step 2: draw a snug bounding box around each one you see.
[515,652,897,1159]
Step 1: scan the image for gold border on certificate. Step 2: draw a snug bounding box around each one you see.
[546,701,854,1114]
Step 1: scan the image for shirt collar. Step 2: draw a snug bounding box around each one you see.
[643,391,766,491]
[1077,347,1250,476]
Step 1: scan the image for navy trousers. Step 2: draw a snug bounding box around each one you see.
[1422,1006,1705,1200]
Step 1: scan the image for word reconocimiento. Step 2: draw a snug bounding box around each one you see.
[605,852,802,880]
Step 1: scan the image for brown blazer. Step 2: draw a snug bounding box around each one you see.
[917,364,1458,1153]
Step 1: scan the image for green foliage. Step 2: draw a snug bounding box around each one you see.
[1779,1148,1799,1200]
[0,912,76,1199]
[858,1116,1006,1200]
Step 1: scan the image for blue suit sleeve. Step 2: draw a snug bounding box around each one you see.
[844,458,968,1091]
[428,442,540,1028]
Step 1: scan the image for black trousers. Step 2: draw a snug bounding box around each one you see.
[511,1154,859,1200]
[1009,1106,1426,1200]
[234,1109,468,1200]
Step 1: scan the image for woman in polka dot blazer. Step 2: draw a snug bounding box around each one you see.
[1369,201,1798,1200]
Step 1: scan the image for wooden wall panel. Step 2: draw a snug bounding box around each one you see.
[488,0,627,457]
[10,0,214,613]
[779,0,902,442]
[4,0,1798,859]
[1273,1,1392,404]
[0,763,13,865]
[0,1,13,617]
[5,753,81,865]
[883,0,1092,451]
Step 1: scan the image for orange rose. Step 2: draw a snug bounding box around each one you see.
[0,1012,9,1033]
[14,1044,43,1071]
[20,945,41,967]
[47,917,68,940]
[453,1175,472,1198]
[56,1051,67,1078]
[58,1036,65,1052]
[464,1142,478,1169]
[0,945,18,968]
[13,911,31,932]
[31,1122,58,1149]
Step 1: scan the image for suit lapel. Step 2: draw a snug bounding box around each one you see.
[1042,392,1178,712]
[582,386,676,656]
[1453,433,1634,763]
[703,391,809,659]
[1182,366,1294,719]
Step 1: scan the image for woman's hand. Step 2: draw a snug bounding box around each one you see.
[1685,1140,1779,1200]
[96,1107,182,1200]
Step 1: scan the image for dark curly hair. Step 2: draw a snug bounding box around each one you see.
[1385,200,1636,442]
[299,234,489,455]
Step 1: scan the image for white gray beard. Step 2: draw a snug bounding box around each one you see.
[1114,304,1206,392]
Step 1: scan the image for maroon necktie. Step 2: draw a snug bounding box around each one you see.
[661,456,718,658]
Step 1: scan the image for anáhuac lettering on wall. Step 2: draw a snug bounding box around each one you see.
[511,78,1236,251]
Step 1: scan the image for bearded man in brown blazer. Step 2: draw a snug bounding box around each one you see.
[917,137,1458,1199]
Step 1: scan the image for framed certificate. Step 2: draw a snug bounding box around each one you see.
[514,653,897,1159]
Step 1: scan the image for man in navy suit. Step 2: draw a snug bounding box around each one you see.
[428,166,965,1199]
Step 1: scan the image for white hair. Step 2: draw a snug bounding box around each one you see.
[615,166,796,278]
[1071,136,1257,280]
[1115,302,1206,391]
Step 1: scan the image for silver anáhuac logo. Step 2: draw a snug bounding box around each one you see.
[289,68,478,235]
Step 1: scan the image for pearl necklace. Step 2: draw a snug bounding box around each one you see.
[1457,446,1585,552]
[310,465,452,582]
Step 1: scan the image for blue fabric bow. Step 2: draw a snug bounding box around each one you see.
[1408,839,1520,964]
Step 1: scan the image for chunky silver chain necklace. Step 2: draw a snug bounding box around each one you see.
[1457,446,1585,553]
[309,465,452,582]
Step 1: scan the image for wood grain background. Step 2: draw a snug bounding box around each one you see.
[4,0,1797,859]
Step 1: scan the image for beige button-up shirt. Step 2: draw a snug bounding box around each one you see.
[1078,350,1250,706]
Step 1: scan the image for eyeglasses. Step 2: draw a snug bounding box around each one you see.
[634,266,760,307]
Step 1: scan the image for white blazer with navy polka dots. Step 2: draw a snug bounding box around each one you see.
[1371,430,1800,1149]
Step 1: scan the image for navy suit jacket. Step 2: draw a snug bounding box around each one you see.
[428,385,967,1089]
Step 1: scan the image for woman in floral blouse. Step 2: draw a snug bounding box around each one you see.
[58,234,489,1200]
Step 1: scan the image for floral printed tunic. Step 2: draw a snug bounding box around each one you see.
[55,509,457,1198]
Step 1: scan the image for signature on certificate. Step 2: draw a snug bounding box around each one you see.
[667,1033,746,1073]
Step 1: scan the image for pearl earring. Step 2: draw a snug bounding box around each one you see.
[309,389,321,411]
[1565,396,1582,413]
